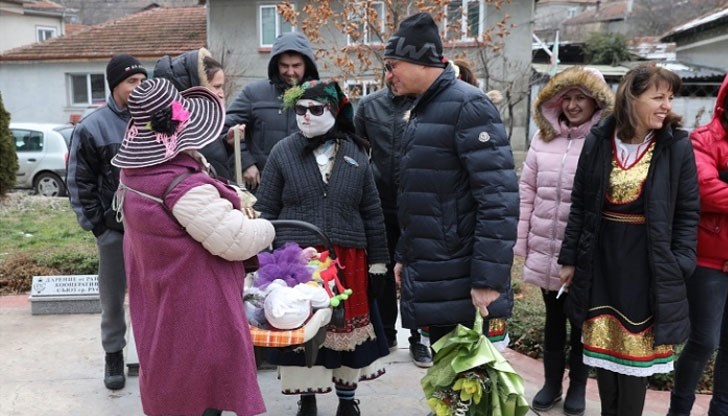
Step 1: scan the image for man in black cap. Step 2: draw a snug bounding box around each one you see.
[67,53,147,390]
[386,13,519,355]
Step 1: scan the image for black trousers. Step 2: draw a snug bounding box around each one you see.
[596,368,646,416]
[377,212,400,344]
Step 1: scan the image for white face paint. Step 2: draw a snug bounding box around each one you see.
[295,98,335,138]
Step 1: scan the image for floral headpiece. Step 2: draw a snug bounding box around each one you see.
[282,80,352,121]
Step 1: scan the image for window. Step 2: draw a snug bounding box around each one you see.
[444,0,485,42]
[567,7,578,18]
[36,26,57,42]
[69,74,106,106]
[13,130,44,152]
[260,4,293,47]
[345,80,381,98]
[348,2,386,45]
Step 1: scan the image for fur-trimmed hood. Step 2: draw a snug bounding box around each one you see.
[533,66,614,142]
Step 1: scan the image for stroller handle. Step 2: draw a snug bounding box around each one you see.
[268,220,337,260]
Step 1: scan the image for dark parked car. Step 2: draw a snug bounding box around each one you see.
[11,122,74,197]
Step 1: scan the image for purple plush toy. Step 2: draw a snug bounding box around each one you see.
[254,242,314,289]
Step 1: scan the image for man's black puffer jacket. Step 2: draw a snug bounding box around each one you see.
[558,115,700,345]
[396,65,519,329]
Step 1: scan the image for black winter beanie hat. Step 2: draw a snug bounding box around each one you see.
[106,54,147,91]
[384,13,446,68]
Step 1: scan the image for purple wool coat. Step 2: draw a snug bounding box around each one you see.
[119,154,266,416]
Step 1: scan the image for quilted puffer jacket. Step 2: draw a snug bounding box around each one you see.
[395,65,519,329]
[691,74,728,272]
[515,67,614,291]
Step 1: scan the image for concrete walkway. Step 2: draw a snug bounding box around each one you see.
[0,294,711,415]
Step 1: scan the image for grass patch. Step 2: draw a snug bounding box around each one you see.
[0,192,96,294]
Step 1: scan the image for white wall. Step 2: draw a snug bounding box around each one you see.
[0,6,64,53]
[0,59,156,124]
[676,39,728,72]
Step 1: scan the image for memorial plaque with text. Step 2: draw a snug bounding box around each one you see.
[32,275,99,296]
[29,275,101,315]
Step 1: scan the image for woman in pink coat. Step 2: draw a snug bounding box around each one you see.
[111,78,275,416]
[515,67,613,415]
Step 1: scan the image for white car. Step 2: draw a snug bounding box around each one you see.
[10,122,74,197]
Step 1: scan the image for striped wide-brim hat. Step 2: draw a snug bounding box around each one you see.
[112,77,223,169]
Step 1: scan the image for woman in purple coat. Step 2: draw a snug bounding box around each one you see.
[515,67,613,415]
[111,78,275,416]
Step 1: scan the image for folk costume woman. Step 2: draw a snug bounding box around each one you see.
[111,78,275,416]
[558,64,700,415]
[254,80,389,416]
[516,66,614,415]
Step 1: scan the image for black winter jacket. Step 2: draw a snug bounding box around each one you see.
[354,87,414,215]
[255,133,389,265]
[67,96,128,236]
[396,65,519,329]
[224,32,319,176]
[559,115,700,345]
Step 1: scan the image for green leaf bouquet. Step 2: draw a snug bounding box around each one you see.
[421,312,529,416]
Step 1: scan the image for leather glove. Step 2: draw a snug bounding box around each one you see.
[368,263,387,300]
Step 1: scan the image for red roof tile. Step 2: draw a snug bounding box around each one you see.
[23,0,64,10]
[64,23,89,35]
[0,6,207,62]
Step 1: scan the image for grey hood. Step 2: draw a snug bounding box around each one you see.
[267,32,319,87]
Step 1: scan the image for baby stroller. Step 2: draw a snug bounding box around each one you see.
[247,219,347,367]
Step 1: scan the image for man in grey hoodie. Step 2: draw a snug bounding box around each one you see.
[224,32,319,190]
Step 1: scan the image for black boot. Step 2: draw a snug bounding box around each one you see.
[532,351,564,411]
[335,399,361,416]
[296,395,317,416]
[104,350,125,390]
[563,349,588,416]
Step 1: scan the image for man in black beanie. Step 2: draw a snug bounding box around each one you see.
[386,12,519,364]
[67,53,147,390]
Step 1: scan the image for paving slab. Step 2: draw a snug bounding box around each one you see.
[0,294,711,415]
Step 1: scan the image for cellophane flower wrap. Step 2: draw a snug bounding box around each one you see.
[421,312,529,416]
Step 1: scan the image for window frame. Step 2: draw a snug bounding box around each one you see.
[12,129,45,153]
[259,4,294,47]
[443,0,486,42]
[347,1,386,46]
[345,79,381,98]
[68,73,106,106]
[36,25,57,42]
